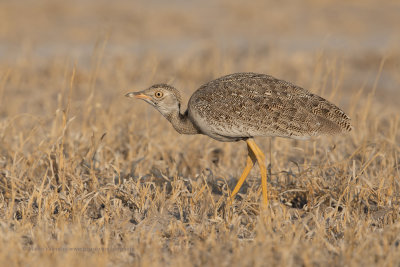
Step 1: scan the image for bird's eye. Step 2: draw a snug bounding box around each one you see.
[155,91,163,98]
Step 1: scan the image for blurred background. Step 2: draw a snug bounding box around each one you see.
[0,0,399,113]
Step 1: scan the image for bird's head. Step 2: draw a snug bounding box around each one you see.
[125,84,182,116]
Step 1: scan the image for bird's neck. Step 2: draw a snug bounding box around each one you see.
[164,106,200,135]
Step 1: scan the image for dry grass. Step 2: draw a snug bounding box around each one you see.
[1,0,400,266]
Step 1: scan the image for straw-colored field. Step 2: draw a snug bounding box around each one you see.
[1,0,399,266]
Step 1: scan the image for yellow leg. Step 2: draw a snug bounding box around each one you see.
[229,144,256,202]
[247,139,269,207]
[229,139,269,207]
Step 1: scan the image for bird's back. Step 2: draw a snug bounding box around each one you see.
[188,72,352,142]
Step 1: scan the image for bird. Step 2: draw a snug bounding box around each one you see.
[125,72,352,206]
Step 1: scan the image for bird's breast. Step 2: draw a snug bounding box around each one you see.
[188,102,252,142]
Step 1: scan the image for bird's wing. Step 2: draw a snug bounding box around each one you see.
[189,73,351,139]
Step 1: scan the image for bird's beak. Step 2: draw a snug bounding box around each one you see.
[125,92,151,100]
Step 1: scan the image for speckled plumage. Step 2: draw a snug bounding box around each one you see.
[127,72,352,142]
[187,72,352,142]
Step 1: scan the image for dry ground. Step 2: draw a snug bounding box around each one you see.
[0,0,400,266]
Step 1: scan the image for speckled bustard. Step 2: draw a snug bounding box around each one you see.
[126,72,352,206]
